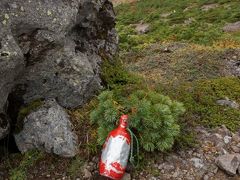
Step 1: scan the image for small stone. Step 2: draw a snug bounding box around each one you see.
[215,141,225,152]
[122,173,131,180]
[203,174,209,180]
[46,174,51,178]
[222,148,228,155]
[232,134,240,143]
[158,164,164,170]
[232,55,237,59]
[187,150,193,155]
[89,162,94,166]
[47,10,52,16]
[83,168,92,179]
[135,23,150,34]
[4,14,9,19]
[164,164,175,171]
[216,99,239,109]
[208,172,214,177]
[184,18,195,25]
[209,133,223,145]
[160,12,172,18]
[223,136,232,144]
[150,177,157,180]
[201,3,219,11]
[216,154,240,175]
[172,171,179,178]
[213,167,218,174]
[2,20,7,25]
[10,3,18,9]
[223,21,240,32]
[231,146,240,153]
[216,125,232,137]
[190,158,204,168]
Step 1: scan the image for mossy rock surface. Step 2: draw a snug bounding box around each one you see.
[15,100,43,133]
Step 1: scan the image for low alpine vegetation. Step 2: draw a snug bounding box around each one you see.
[90,89,185,152]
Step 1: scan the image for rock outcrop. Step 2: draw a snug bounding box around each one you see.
[0,0,117,140]
[15,99,78,157]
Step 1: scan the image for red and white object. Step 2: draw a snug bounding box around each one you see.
[99,115,131,180]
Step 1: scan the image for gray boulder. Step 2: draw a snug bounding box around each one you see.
[216,154,240,175]
[0,0,117,139]
[20,39,103,108]
[14,99,78,157]
[0,0,117,109]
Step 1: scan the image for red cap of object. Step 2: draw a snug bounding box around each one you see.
[119,114,128,128]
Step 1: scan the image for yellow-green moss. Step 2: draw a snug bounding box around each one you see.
[164,77,240,131]
[15,100,43,133]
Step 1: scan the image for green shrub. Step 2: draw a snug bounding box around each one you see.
[90,90,185,152]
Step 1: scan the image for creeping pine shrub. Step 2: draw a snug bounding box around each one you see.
[90,90,185,152]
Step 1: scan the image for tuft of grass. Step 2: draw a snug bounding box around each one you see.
[69,99,100,157]
[116,0,240,52]
[9,150,43,180]
[17,100,43,122]
[67,156,84,179]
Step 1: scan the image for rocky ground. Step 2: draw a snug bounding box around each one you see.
[81,125,240,180]
[2,125,239,180]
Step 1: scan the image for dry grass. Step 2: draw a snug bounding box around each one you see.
[124,42,235,85]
